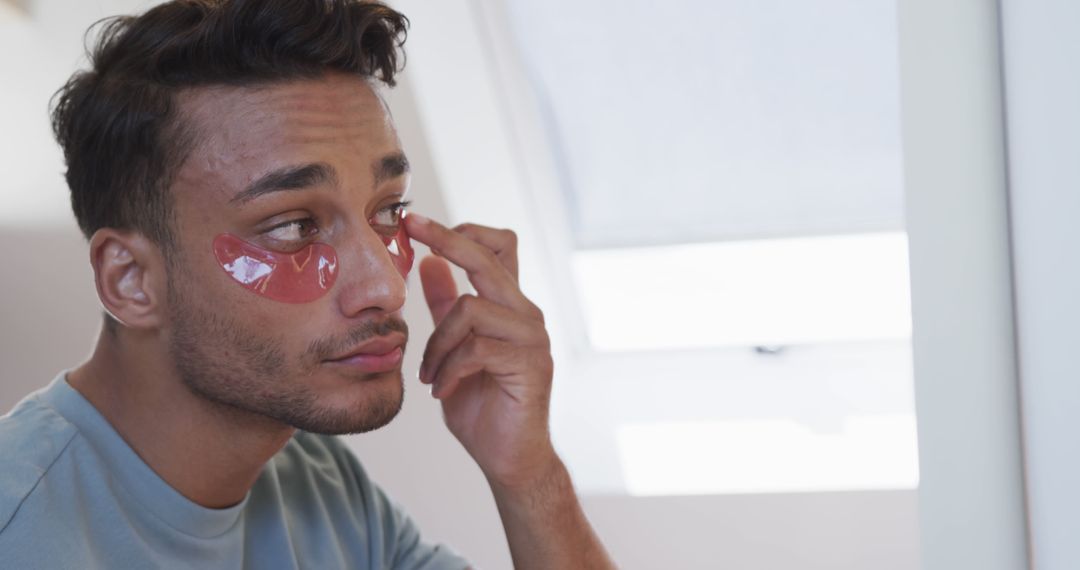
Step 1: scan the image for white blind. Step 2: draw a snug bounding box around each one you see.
[505,0,904,249]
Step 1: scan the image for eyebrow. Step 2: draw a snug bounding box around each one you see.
[229,153,410,206]
[374,152,410,187]
[230,162,338,205]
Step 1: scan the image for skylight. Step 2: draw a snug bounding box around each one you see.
[573,232,911,351]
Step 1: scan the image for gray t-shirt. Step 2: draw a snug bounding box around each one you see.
[0,372,470,569]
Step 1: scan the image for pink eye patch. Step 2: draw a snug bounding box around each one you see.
[212,234,339,303]
[212,224,414,303]
[383,223,415,278]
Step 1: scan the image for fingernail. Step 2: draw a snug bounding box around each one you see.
[430,381,441,398]
[418,364,428,383]
[408,212,430,225]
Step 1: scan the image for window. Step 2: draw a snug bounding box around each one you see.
[398,0,916,495]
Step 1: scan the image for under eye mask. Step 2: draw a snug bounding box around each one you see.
[382,222,415,278]
[213,224,414,304]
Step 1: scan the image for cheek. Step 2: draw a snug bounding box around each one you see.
[381,224,414,278]
[212,234,339,304]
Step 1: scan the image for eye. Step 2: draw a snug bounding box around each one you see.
[370,200,412,230]
[265,217,319,244]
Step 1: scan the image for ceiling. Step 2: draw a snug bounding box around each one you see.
[504,0,905,248]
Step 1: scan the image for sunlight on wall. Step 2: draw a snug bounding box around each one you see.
[617,415,919,496]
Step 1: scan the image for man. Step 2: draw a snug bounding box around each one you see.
[0,0,615,568]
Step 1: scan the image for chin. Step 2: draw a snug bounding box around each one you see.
[295,368,406,435]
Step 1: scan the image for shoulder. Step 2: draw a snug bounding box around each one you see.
[0,394,79,533]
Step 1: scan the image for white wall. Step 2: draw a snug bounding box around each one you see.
[897,1,1030,569]
[1000,1,1080,568]
[0,227,100,411]
[583,491,917,570]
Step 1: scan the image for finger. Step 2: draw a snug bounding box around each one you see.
[430,336,523,399]
[451,223,519,283]
[419,294,547,383]
[418,255,459,325]
[432,337,554,400]
[405,213,534,314]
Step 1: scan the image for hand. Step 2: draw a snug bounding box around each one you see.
[403,213,557,489]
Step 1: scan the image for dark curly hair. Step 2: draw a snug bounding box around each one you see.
[50,0,408,254]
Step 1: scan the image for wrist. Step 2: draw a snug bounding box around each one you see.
[485,445,566,499]
[486,452,617,570]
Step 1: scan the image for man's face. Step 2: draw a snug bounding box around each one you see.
[164,73,411,434]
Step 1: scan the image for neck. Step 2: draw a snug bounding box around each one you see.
[68,323,295,509]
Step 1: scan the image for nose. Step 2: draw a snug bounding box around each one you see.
[334,225,408,319]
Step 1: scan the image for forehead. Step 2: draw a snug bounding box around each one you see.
[173,73,399,203]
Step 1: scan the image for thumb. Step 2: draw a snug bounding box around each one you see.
[418,254,459,325]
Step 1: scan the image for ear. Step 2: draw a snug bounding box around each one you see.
[88,229,167,330]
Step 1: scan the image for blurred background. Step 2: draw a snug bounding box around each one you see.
[1,1,1076,569]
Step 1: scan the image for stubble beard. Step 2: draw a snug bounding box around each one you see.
[165,266,406,435]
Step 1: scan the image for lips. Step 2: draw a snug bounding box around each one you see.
[324,334,406,374]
